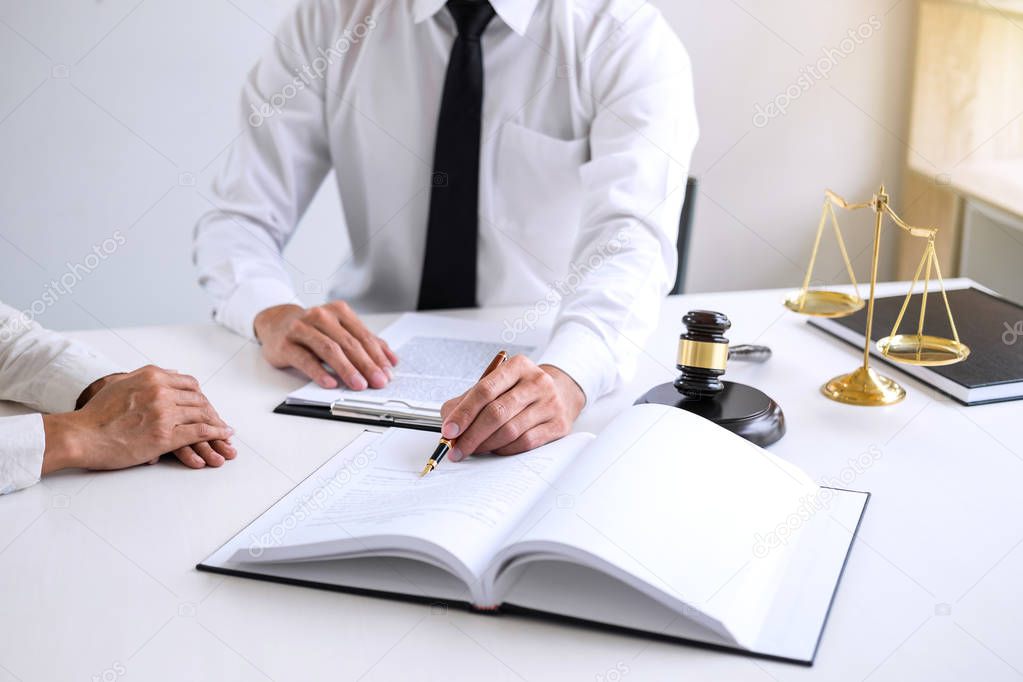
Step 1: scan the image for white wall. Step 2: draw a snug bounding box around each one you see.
[0,0,916,332]
[664,1,916,294]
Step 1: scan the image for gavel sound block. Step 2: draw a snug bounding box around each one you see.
[635,310,786,447]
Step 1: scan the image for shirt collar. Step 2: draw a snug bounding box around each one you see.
[412,0,539,36]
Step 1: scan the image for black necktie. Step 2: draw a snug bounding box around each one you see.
[417,0,496,311]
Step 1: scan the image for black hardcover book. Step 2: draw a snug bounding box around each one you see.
[809,287,1023,405]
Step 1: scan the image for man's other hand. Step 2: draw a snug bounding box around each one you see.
[42,366,236,473]
[439,356,585,460]
[76,370,236,469]
[254,302,398,390]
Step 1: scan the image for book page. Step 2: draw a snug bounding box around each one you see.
[491,404,820,649]
[232,428,590,589]
[286,313,538,410]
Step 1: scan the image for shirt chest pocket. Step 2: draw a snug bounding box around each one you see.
[492,122,589,271]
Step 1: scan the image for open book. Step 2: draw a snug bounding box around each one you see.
[200,404,868,665]
[279,313,538,428]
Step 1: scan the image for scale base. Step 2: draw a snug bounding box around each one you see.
[821,366,905,406]
[635,380,785,447]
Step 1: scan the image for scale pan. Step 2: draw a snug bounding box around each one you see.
[783,290,864,317]
[877,334,970,366]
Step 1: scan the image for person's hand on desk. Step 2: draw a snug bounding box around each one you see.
[254,302,398,391]
[439,356,585,459]
[41,366,237,474]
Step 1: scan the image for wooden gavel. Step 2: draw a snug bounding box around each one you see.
[674,310,771,399]
[635,309,785,447]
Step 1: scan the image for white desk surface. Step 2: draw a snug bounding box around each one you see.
[2,279,1022,682]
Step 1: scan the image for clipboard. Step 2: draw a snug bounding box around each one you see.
[270,312,542,434]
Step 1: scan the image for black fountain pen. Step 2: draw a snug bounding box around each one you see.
[420,350,508,477]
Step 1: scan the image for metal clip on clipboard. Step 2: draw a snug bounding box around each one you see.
[329,397,444,429]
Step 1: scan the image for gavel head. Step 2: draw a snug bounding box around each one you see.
[673,310,731,399]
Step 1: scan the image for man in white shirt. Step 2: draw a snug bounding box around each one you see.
[194,0,697,459]
[0,301,236,495]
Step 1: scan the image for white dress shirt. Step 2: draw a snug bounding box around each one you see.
[0,302,122,494]
[194,0,697,402]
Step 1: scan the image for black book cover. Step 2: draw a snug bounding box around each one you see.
[814,287,1023,390]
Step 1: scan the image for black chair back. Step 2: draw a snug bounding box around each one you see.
[670,176,698,295]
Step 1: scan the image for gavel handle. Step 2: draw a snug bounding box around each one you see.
[728,344,772,363]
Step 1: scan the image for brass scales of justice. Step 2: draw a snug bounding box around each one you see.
[782,184,970,406]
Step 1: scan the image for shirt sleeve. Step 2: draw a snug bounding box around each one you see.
[193,0,346,339]
[538,6,698,404]
[0,414,46,495]
[0,302,124,414]
[0,301,125,495]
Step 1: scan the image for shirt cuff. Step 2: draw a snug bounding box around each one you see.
[37,347,126,414]
[537,321,618,406]
[215,277,300,340]
[0,414,45,495]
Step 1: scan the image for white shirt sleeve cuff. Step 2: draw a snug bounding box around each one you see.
[215,277,300,340]
[0,414,45,495]
[38,348,126,414]
[537,321,618,406]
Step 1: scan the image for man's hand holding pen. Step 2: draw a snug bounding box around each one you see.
[439,356,585,460]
